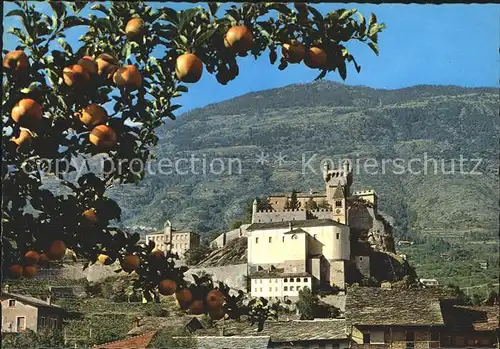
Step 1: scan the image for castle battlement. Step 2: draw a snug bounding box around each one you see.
[256,209,306,213]
[353,190,377,196]
[309,209,333,213]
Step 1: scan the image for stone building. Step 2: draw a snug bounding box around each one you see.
[1,291,65,333]
[248,160,376,298]
[145,220,200,259]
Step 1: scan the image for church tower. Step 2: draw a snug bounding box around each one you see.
[323,160,352,224]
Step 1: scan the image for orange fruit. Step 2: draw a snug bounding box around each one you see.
[176,288,193,309]
[304,47,327,69]
[224,26,253,54]
[24,251,40,265]
[113,65,142,89]
[158,279,177,296]
[8,265,23,279]
[47,240,66,260]
[189,300,205,315]
[282,42,306,63]
[3,50,29,71]
[11,128,33,152]
[97,254,113,265]
[23,265,37,278]
[89,125,117,150]
[82,208,98,224]
[121,254,140,273]
[78,104,108,128]
[77,56,98,74]
[175,54,203,83]
[11,99,42,127]
[209,307,225,320]
[206,289,225,309]
[39,253,50,263]
[63,64,90,86]
[96,54,119,79]
[126,18,145,40]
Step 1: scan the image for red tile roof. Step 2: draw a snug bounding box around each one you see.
[91,330,157,349]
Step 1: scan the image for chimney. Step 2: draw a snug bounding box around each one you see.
[288,221,292,231]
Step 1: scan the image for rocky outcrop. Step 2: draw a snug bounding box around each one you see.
[348,205,396,254]
[196,237,247,268]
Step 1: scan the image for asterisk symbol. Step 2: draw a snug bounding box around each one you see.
[256,152,270,165]
[274,152,287,166]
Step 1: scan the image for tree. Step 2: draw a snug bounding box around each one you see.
[317,199,332,209]
[305,198,318,210]
[296,287,340,319]
[284,189,300,209]
[184,244,211,266]
[2,1,383,327]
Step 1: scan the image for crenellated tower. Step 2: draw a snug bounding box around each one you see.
[323,160,352,224]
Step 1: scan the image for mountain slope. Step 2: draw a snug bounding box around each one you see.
[108,81,499,238]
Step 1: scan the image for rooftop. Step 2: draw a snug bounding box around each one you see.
[442,305,500,331]
[250,269,312,279]
[191,336,270,349]
[1,292,63,310]
[345,287,454,326]
[195,318,348,342]
[92,330,157,349]
[247,219,345,231]
[126,316,202,336]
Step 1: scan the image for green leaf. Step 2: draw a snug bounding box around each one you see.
[194,25,218,46]
[6,9,25,18]
[159,7,179,25]
[208,2,220,17]
[339,9,357,20]
[369,13,377,27]
[338,59,347,80]
[176,85,189,93]
[58,38,73,56]
[49,1,66,21]
[90,3,110,16]
[63,16,90,29]
[179,8,198,33]
[368,42,379,56]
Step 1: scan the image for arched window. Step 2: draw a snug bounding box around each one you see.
[291,234,298,240]
[290,286,294,291]
[303,278,308,282]
[284,278,288,282]
[284,286,288,291]
[335,200,342,207]
[256,237,259,243]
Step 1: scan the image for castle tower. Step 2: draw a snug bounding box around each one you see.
[332,185,347,224]
[251,199,258,224]
[163,220,173,251]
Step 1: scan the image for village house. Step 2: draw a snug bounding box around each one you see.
[1,290,65,333]
[345,287,499,349]
[145,220,201,259]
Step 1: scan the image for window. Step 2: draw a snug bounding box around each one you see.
[431,331,439,341]
[50,318,58,329]
[269,237,272,243]
[16,317,26,332]
[282,236,285,242]
[254,288,257,292]
[313,234,317,240]
[406,331,415,349]
[290,286,294,291]
[39,317,46,327]
[260,279,263,283]
[275,287,278,291]
[269,287,272,292]
[303,278,308,282]
[291,234,298,240]
[255,237,259,243]
[336,233,340,239]
[284,286,288,291]
[363,333,370,344]
[259,288,262,292]
[8,300,16,307]
[370,330,385,344]
[284,278,288,282]
[297,286,301,291]
[335,200,342,207]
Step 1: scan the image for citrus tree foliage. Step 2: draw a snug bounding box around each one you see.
[2,1,384,325]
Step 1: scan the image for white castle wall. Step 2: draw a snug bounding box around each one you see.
[252,209,307,223]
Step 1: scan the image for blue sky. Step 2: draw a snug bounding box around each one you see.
[3,2,499,115]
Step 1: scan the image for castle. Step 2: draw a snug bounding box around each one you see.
[247,161,377,299]
[145,220,200,259]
